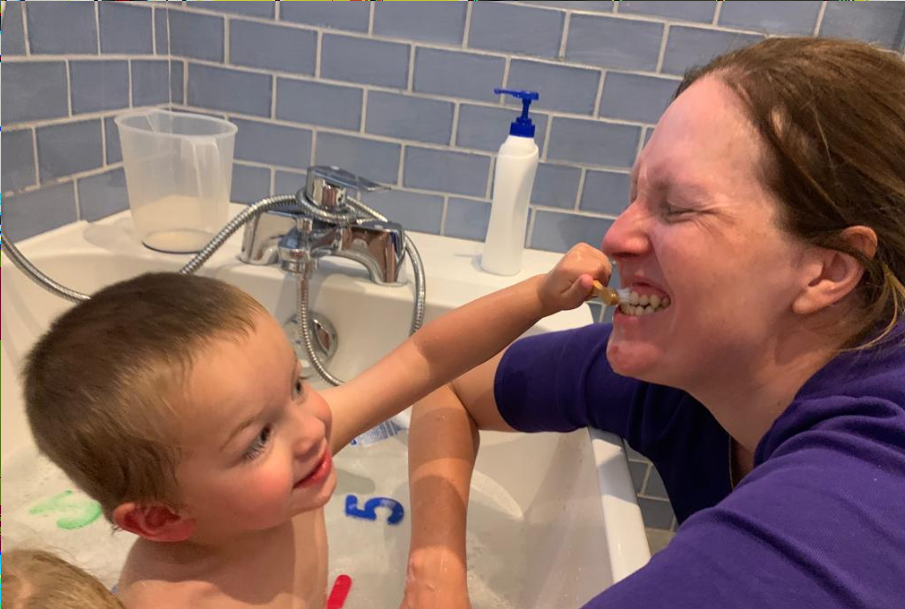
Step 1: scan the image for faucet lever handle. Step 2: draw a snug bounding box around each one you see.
[304,166,388,210]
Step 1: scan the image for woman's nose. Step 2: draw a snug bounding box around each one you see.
[601,202,651,260]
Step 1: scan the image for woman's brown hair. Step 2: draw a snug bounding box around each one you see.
[676,37,905,348]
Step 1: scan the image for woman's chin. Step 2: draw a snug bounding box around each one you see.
[606,339,662,381]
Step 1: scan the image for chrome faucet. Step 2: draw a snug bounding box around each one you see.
[239,166,406,285]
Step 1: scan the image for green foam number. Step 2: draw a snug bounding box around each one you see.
[28,490,103,530]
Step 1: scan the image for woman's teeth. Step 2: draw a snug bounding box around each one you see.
[620,291,671,317]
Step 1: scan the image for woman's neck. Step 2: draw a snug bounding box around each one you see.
[689,316,854,454]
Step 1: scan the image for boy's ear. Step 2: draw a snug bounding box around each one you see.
[113,502,196,542]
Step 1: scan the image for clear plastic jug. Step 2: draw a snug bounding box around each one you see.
[115,109,238,253]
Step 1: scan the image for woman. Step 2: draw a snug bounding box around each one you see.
[399,37,905,609]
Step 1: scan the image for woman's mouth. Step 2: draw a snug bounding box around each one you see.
[294,451,333,489]
[617,285,671,318]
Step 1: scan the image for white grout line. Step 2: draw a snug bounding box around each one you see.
[100,113,107,166]
[655,24,670,74]
[368,1,375,36]
[94,2,101,54]
[163,4,767,54]
[32,128,41,185]
[526,208,537,248]
[558,11,571,61]
[311,131,318,166]
[361,89,369,134]
[712,2,723,27]
[541,113,554,162]
[4,163,123,202]
[407,45,416,92]
[397,143,406,188]
[813,2,828,37]
[439,195,450,235]
[21,1,32,55]
[593,70,606,119]
[462,1,473,50]
[224,17,231,65]
[65,60,73,117]
[270,74,277,120]
[151,6,157,55]
[162,58,660,128]
[315,31,323,79]
[485,157,495,200]
[450,102,461,147]
[73,177,82,222]
[574,168,587,212]
[127,59,133,108]
[274,0,281,22]
[269,167,276,197]
[501,56,512,97]
[183,57,189,106]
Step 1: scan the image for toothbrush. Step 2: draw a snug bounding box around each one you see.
[592,280,631,306]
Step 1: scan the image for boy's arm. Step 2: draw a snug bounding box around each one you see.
[399,384,479,609]
[325,243,611,453]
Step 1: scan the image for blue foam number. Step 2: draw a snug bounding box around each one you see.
[344,494,405,525]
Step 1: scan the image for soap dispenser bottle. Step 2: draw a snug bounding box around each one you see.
[481,88,540,276]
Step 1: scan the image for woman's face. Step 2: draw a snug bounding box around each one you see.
[601,76,813,389]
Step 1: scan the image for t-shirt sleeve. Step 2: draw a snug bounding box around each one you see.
[495,323,734,522]
[576,428,905,609]
[494,324,697,445]
[494,324,640,433]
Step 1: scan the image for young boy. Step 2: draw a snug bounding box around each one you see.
[22,244,610,609]
[2,548,126,609]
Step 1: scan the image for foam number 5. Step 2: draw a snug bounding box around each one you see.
[28,490,103,530]
[344,494,405,525]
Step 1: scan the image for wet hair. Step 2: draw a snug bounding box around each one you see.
[23,273,268,520]
[2,549,125,609]
[675,37,905,348]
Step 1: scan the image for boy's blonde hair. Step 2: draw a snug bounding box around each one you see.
[2,549,125,609]
[23,272,268,520]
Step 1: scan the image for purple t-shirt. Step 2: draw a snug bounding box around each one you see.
[495,323,905,609]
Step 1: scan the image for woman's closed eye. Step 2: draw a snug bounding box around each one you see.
[660,201,694,221]
[243,425,272,462]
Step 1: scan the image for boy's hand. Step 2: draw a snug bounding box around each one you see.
[536,243,612,316]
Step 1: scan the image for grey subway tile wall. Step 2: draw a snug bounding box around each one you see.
[506,59,601,115]
[232,118,313,169]
[77,168,129,223]
[5,0,905,547]
[276,79,364,130]
[2,1,27,56]
[373,2,467,45]
[36,120,104,182]
[229,20,317,75]
[99,2,154,55]
[70,60,130,114]
[131,60,171,107]
[366,91,455,145]
[456,104,549,153]
[413,48,505,103]
[2,130,38,193]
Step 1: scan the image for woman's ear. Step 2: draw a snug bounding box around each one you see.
[792,226,878,315]
[113,502,196,543]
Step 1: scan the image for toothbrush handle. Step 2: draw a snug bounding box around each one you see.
[592,280,621,306]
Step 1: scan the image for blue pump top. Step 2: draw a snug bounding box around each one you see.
[494,88,540,138]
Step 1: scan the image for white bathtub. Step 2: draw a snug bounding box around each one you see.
[1,205,649,608]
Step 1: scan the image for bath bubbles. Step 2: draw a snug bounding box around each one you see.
[1,445,137,588]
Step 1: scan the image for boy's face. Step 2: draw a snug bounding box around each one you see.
[175,311,336,537]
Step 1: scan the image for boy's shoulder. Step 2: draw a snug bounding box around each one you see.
[118,510,329,609]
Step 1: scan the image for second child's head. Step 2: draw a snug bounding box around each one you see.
[24,273,337,545]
